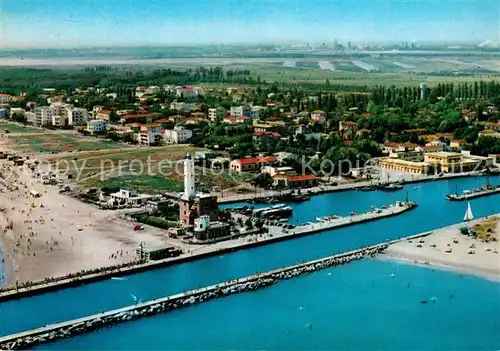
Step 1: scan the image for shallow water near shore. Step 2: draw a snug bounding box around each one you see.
[35,259,500,350]
[1,175,500,337]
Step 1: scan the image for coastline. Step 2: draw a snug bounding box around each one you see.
[380,254,500,282]
[0,212,16,287]
[381,216,500,282]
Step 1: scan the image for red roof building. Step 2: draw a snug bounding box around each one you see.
[230,156,277,173]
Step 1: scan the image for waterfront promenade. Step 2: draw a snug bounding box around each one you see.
[217,171,482,203]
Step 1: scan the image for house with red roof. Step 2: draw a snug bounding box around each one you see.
[253,131,281,143]
[485,122,500,132]
[401,128,427,136]
[272,174,317,188]
[310,110,326,124]
[222,115,249,125]
[356,129,371,137]
[230,156,277,173]
[478,130,500,139]
[339,120,358,139]
[119,112,160,124]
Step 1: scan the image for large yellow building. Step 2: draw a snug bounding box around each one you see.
[380,152,487,175]
[424,152,479,173]
[379,158,435,175]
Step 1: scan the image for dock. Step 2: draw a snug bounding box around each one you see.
[446,186,500,201]
[272,201,417,237]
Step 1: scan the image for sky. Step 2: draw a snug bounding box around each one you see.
[2,0,500,49]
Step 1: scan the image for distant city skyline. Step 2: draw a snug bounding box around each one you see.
[2,0,500,49]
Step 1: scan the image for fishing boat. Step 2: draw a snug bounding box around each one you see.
[381,183,404,191]
[463,202,474,222]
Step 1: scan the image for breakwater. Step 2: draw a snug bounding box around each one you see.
[0,244,388,350]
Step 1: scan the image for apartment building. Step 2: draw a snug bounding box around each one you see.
[163,126,193,144]
[68,108,89,126]
[34,106,56,126]
[51,115,67,127]
[86,120,107,134]
[230,106,251,118]
[137,123,162,146]
[208,107,227,121]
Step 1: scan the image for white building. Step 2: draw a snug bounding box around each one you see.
[250,106,266,119]
[208,107,227,121]
[34,106,56,126]
[146,86,161,94]
[26,111,36,125]
[68,108,89,126]
[86,119,107,134]
[51,115,67,127]
[176,87,198,98]
[137,123,163,145]
[164,126,193,144]
[10,108,25,117]
[109,189,153,206]
[230,106,251,118]
[51,102,73,118]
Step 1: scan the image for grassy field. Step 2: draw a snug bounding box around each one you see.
[10,133,125,153]
[0,123,40,134]
[191,55,500,87]
[45,145,246,193]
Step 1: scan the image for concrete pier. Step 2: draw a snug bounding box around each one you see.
[0,202,417,302]
[275,201,417,236]
[0,232,432,350]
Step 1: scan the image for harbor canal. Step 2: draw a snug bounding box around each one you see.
[1,175,500,337]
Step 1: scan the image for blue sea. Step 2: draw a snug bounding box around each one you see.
[1,175,500,349]
[36,259,500,350]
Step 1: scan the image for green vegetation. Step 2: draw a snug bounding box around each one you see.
[0,123,40,133]
[97,175,184,194]
[11,133,123,153]
[137,215,176,229]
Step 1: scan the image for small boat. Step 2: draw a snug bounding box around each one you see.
[381,183,403,191]
[463,202,474,222]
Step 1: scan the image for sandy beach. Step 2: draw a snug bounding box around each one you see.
[0,144,180,286]
[383,216,500,281]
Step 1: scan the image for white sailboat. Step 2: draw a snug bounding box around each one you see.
[463,202,474,222]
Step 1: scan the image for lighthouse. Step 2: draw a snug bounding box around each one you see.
[179,153,219,225]
[183,153,195,200]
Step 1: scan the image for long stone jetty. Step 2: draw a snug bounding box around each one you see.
[0,232,432,350]
[0,245,387,350]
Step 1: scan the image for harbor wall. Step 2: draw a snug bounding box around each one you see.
[0,244,389,350]
[0,204,417,302]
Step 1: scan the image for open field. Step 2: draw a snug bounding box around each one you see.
[235,56,500,86]
[41,145,248,193]
[3,52,500,87]
[7,133,125,153]
[0,123,40,134]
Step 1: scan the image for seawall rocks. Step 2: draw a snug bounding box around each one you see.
[0,245,386,350]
